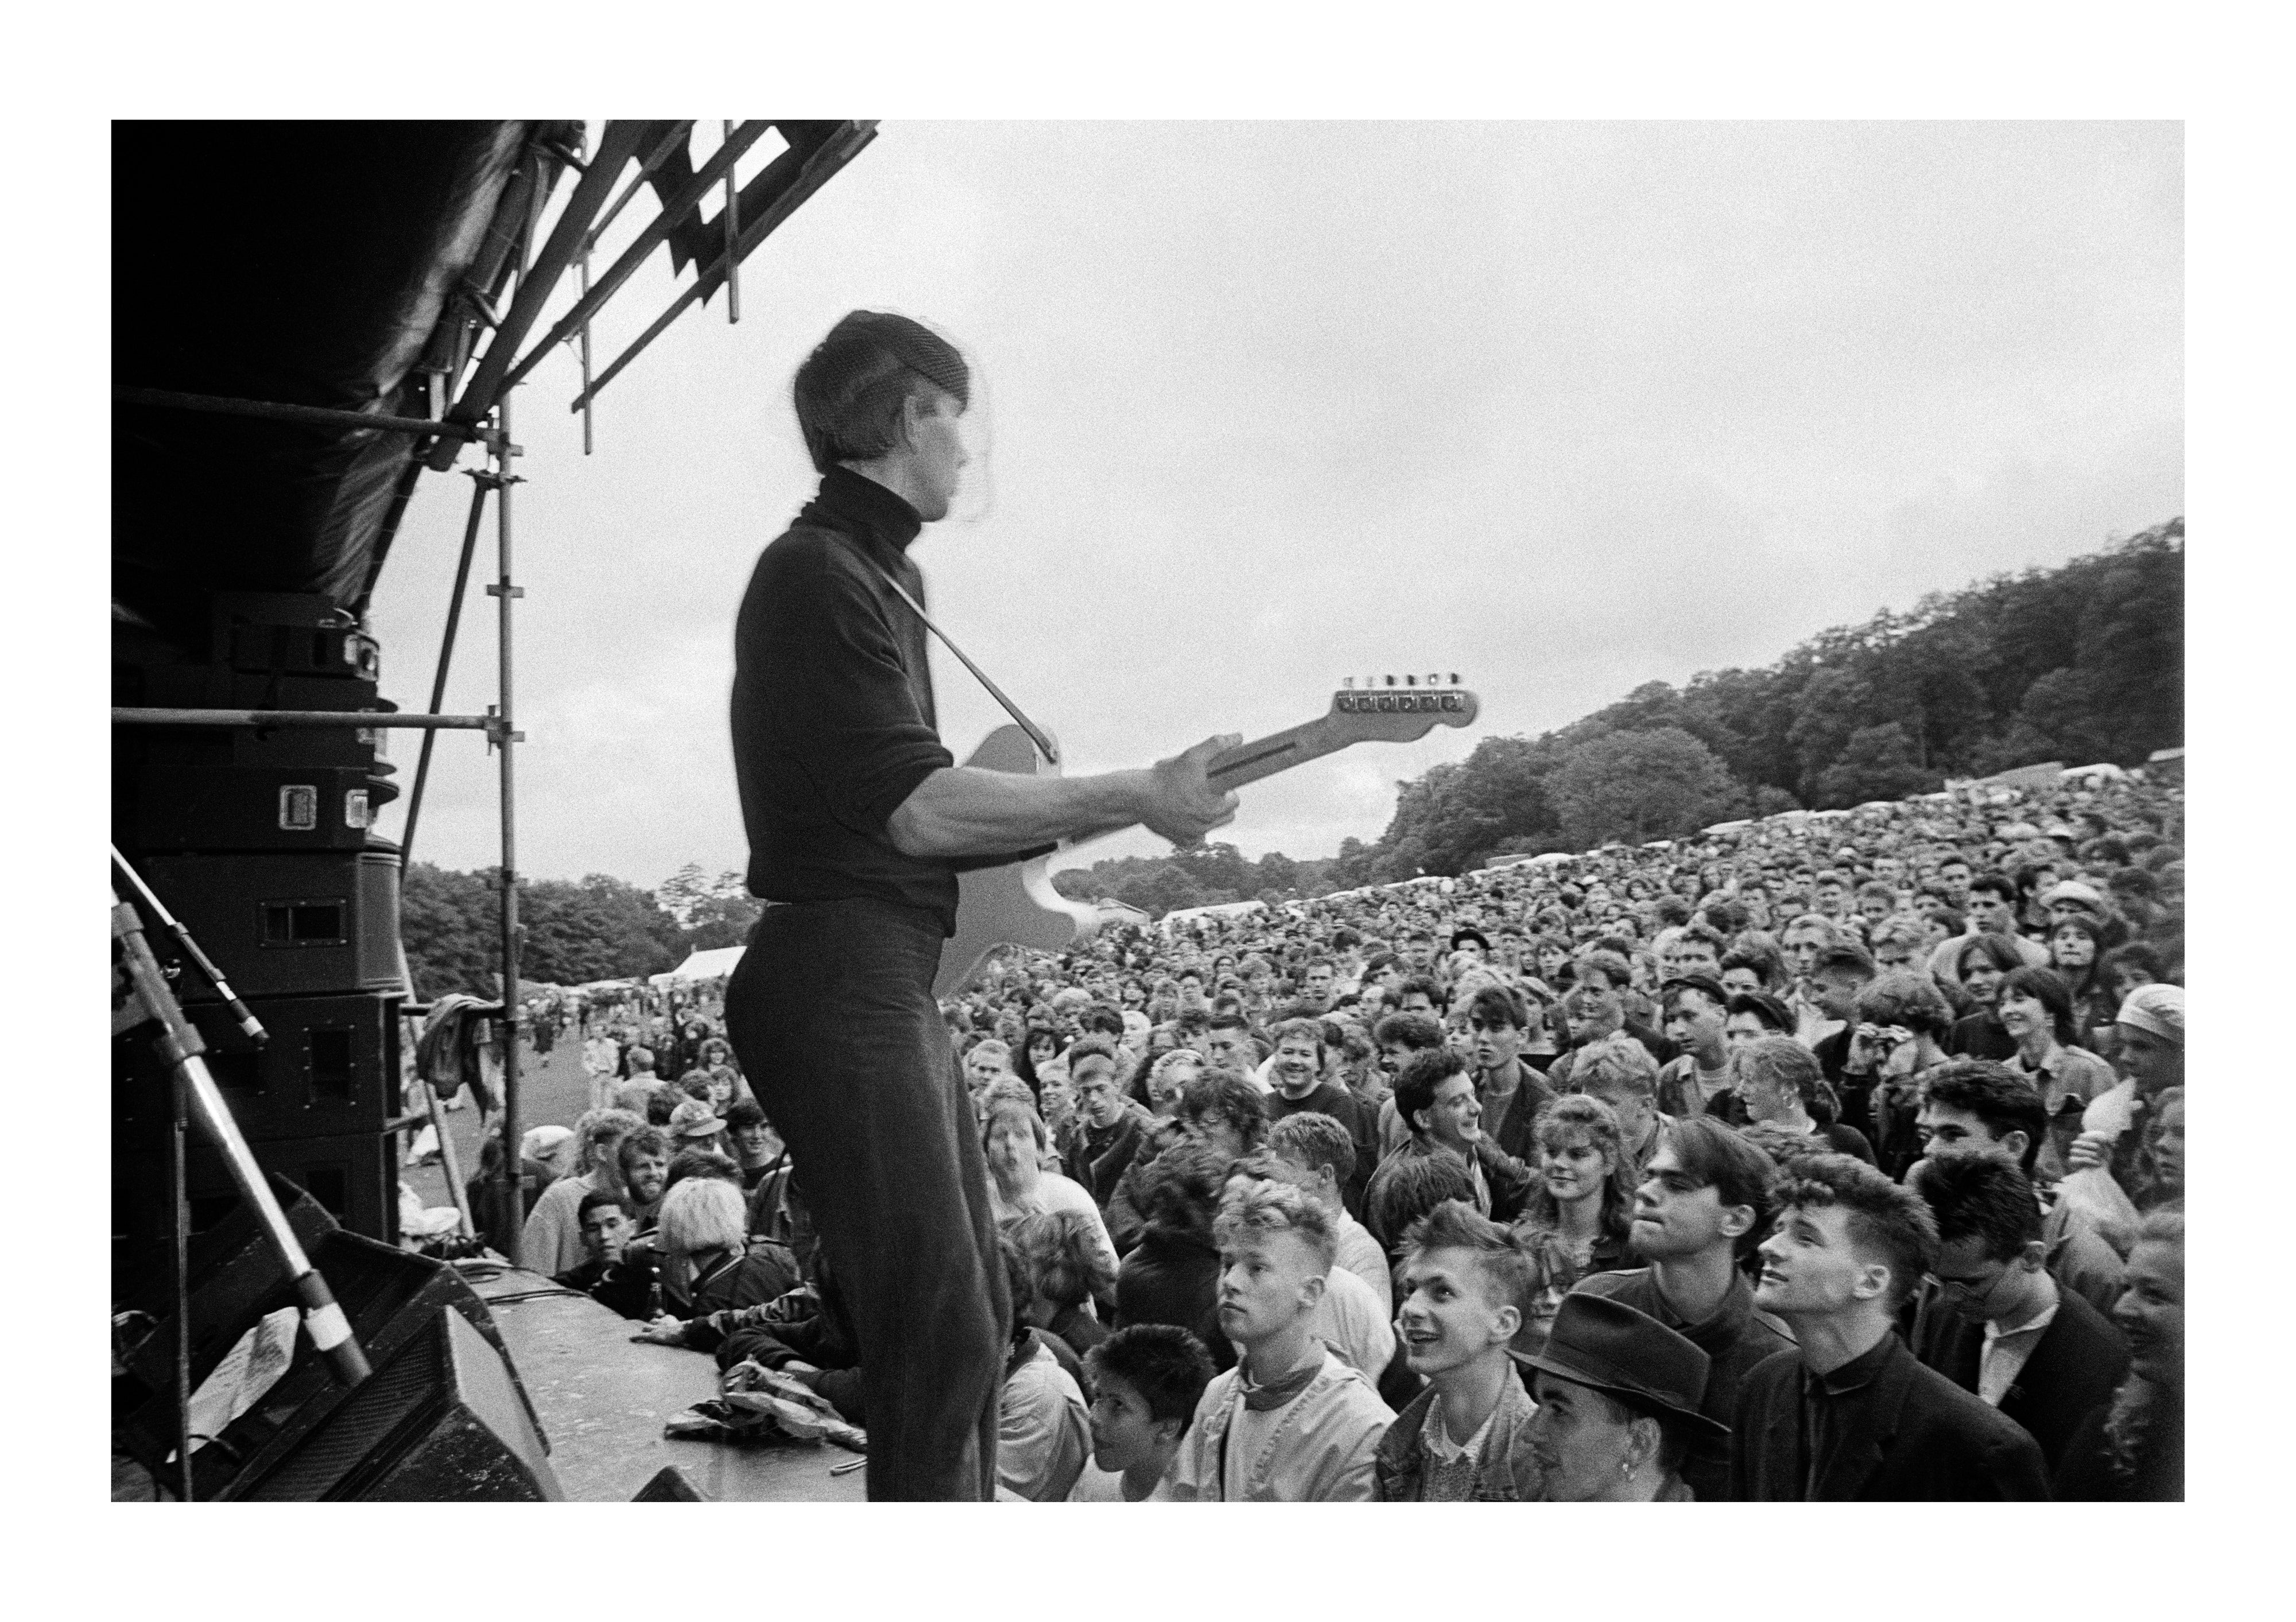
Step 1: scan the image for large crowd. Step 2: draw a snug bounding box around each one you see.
[462,769,2185,1501]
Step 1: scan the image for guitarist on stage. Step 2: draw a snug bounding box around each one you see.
[724,311,1238,1500]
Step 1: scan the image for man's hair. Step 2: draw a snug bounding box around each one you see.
[1810,944,1878,982]
[1068,1039,1120,1086]
[1773,1154,1940,1311]
[657,1175,747,1255]
[1573,949,1634,991]
[572,1107,646,1176]
[1394,1046,1469,1136]
[1918,1061,2048,1174]
[1213,1177,1337,1274]
[1398,973,1446,1010]
[1177,1072,1269,1152]
[1206,1010,1253,1036]
[1724,990,1795,1035]
[1868,916,1928,951]
[1673,919,1727,954]
[1661,973,1730,1014]
[1780,914,1840,945]
[1401,1198,1536,1316]
[1136,1143,1231,1239]
[616,1124,670,1170]
[1915,1154,2041,1260]
[1079,1003,1128,1039]
[627,1046,657,1071]
[1968,872,2019,904]
[1739,1035,1825,1113]
[1006,1209,1116,1308]
[1574,1033,1659,1103]
[1853,969,1956,1038]
[1172,1007,1212,1039]
[1464,983,1530,1031]
[1372,1010,1445,1052]
[793,310,970,473]
[664,1147,743,1192]
[1269,1016,1326,1058]
[1265,1111,1357,1188]
[1085,1324,1218,1431]
[1854,879,1896,905]
[723,1099,768,1131]
[1718,942,1786,990]
[576,1189,629,1224]
[1667,1117,1780,1261]
[1373,1153,1480,1248]
[1957,933,2026,978]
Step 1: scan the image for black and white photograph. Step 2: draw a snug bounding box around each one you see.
[52,9,2285,1597]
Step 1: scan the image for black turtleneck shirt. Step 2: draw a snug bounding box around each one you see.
[731,467,958,929]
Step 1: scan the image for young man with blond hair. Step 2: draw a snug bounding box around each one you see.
[1168,1179,1394,1500]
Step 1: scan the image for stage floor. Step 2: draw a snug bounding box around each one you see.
[471,1267,867,1503]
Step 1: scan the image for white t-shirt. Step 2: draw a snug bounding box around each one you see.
[1313,1261,1397,1382]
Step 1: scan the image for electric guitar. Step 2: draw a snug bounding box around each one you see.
[934,677,1481,996]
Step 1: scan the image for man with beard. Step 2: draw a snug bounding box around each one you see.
[1167,1179,1394,1500]
[1573,1117,1790,1503]
[1374,1200,1543,1500]
[1729,1154,2050,1500]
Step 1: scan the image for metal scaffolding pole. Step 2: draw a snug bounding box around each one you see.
[399,472,492,866]
[490,390,526,1265]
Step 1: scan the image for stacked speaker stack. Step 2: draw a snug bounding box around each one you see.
[114,592,416,1281]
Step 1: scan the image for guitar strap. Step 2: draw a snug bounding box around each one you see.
[862,555,1061,766]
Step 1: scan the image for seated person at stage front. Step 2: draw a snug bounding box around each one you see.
[1068,1323,1219,1501]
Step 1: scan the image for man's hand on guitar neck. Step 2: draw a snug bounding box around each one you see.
[1142,733,1241,848]
[885,732,1240,860]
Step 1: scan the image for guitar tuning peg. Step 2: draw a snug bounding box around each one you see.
[1342,676,1353,689]
[1448,672,1459,686]
[1384,674,1395,687]
[1405,674,1417,687]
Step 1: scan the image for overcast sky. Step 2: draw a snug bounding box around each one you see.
[365,120,2182,890]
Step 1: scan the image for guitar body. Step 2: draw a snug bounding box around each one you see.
[934,724,1102,998]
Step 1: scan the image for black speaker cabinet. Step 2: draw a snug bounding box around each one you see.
[135,844,407,1000]
[117,1215,545,1501]
[115,990,402,1144]
[134,765,398,853]
[235,1308,561,1500]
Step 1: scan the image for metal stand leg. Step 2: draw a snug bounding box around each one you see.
[171,1064,194,1502]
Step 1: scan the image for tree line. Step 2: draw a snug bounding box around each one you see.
[1051,518,2182,913]
[400,518,2182,971]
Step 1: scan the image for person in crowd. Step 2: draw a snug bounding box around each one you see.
[1850,969,1958,1178]
[1655,975,1734,1121]
[552,1189,651,1318]
[2069,984,2185,1208]
[1927,873,2051,991]
[613,1124,672,1231]
[520,1108,645,1276]
[666,1097,730,1160]
[1993,966,2117,1180]
[1867,915,1929,976]
[1063,1045,1153,1206]
[2053,1210,2183,1500]
[1913,1059,2125,1311]
[1511,1092,1640,1286]
[1574,1116,1790,1503]
[1114,1143,1235,1371]
[1549,950,1678,1086]
[1803,944,1879,1135]
[1201,1012,1263,1088]
[1717,938,1790,1000]
[583,1025,623,1113]
[1168,1179,1394,1500]
[1364,1049,1538,1241]
[1069,1324,1219,1501]
[1006,1208,1119,1360]
[1261,1016,1378,1215]
[1104,1070,1270,1254]
[1944,934,2025,1061]
[1910,1154,2128,1472]
[1737,1035,1876,1163]
[723,1099,783,1192]
[2043,914,2118,1046]
[1374,1200,1543,1500]
[1263,1112,1389,1311]
[1371,1008,1449,1156]
[1224,1154,1396,1385]
[630,1176,802,1333]
[1731,1154,2051,1499]
[994,1232,1093,1501]
[1518,1293,1727,1501]
[981,1098,1119,1281]
[1461,985,1557,1165]
[1576,1034,1674,1182]
[464,1124,558,1256]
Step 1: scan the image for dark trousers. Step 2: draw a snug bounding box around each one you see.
[723,898,1007,1500]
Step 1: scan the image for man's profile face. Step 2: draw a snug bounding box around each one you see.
[900,389,970,522]
[1088,1372,1170,1475]
[965,1046,1007,1086]
[580,1203,635,1264]
[1216,1229,1321,1347]
[1810,970,1865,1023]
[1204,1027,1252,1070]
[1663,992,1725,1053]
[2118,1025,2183,1093]
[1630,1146,1732,1262]
[1422,1073,1483,1150]
[1755,1203,1875,1317]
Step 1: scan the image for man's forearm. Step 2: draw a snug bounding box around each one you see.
[885,764,1153,859]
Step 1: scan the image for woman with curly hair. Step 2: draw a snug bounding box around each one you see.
[1511,1094,1638,1287]
[1006,1208,1119,1358]
[2054,1210,2183,1500]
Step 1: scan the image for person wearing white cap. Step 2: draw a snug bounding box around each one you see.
[2067,984,2184,1202]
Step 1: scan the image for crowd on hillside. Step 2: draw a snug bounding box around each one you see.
[465,770,2184,1501]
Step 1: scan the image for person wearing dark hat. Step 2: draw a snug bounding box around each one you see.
[1574,1117,1790,1503]
[1730,1154,2050,1500]
[1518,1293,1728,1500]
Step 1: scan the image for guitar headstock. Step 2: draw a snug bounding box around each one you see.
[1326,673,1480,741]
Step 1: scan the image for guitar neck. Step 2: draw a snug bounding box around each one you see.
[1062,715,1349,850]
